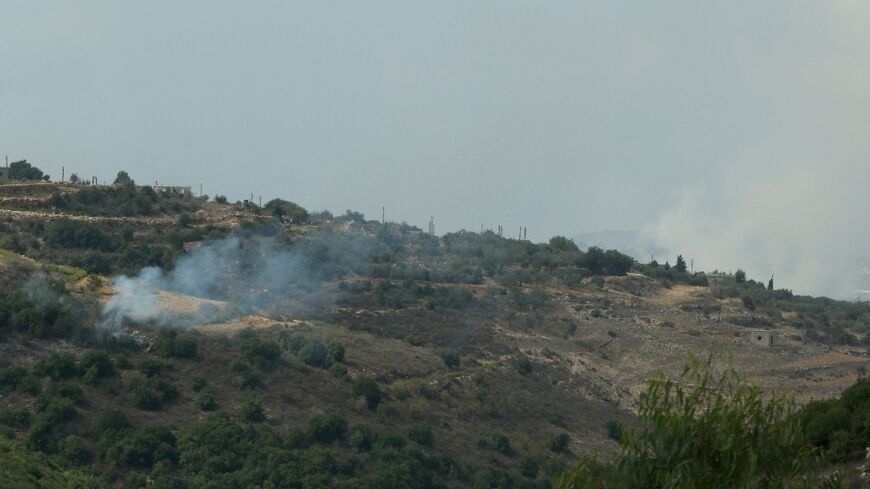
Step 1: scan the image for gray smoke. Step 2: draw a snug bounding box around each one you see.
[22,272,60,310]
[99,227,385,335]
[100,233,318,334]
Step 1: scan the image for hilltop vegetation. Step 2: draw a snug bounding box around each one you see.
[1,172,870,487]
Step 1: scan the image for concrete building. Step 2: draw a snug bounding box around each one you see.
[153,185,192,197]
[750,330,774,347]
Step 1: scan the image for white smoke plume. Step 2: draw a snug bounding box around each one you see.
[99,227,383,335]
[100,234,309,334]
[644,3,870,299]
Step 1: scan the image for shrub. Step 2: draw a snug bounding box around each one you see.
[131,378,177,411]
[46,218,113,251]
[195,391,217,411]
[287,335,345,369]
[113,426,177,469]
[33,353,79,380]
[237,399,265,423]
[606,420,621,441]
[231,362,262,390]
[53,382,84,401]
[512,356,533,376]
[0,407,32,428]
[555,355,827,489]
[299,341,330,368]
[349,424,373,452]
[137,357,167,378]
[439,348,460,369]
[308,415,348,443]
[191,376,207,392]
[239,330,282,370]
[372,430,406,450]
[328,342,346,362]
[93,410,131,440]
[549,432,570,453]
[0,366,28,392]
[352,376,383,410]
[79,350,115,381]
[408,422,434,447]
[519,456,539,478]
[491,433,512,455]
[154,330,198,359]
[36,396,77,425]
[133,386,161,411]
[59,435,92,465]
[330,364,348,378]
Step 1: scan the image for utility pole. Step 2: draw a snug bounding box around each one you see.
[691,259,694,274]
[382,206,385,225]
[428,216,435,236]
[199,184,203,197]
[258,195,262,207]
[61,166,64,182]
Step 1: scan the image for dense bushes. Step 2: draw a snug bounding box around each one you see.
[46,219,114,251]
[352,376,383,410]
[286,334,346,369]
[154,329,198,359]
[801,376,870,462]
[239,329,282,370]
[0,285,89,340]
[555,357,832,489]
[51,183,202,217]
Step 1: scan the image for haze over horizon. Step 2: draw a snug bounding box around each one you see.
[3,1,869,298]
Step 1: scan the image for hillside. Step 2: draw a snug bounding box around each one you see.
[1,180,869,488]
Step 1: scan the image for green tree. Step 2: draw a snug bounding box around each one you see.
[439,348,460,368]
[768,275,775,291]
[735,269,746,283]
[113,170,133,185]
[352,376,383,410]
[549,236,579,252]
[555,355,834,489]
[9,160,44,180]
[264,198,309,224]
[674,255,687,273]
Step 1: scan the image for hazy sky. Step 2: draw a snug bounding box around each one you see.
[2,2,869,297]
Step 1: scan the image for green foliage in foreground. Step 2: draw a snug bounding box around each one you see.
[0,437,107,489]
[801,376,870,463]
[555,356,840,489]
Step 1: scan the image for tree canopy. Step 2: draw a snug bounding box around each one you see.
[8,160,45,181]
[113,170,133,185]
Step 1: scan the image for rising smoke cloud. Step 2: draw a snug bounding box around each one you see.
[99,227,383,335]
[646,3,870,298]
[100,234,317,334]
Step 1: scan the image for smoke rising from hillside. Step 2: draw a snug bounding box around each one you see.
[646,4,870,299]
[101,235,313,333]
[100,228,383,334]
